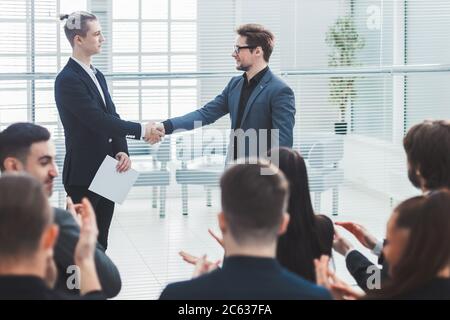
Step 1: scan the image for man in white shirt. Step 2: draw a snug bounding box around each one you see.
[55,11,163,250]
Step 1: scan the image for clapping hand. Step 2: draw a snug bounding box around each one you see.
[334,221,378,250]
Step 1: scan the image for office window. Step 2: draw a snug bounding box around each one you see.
[0,0,449,222]
[111,0,198,122]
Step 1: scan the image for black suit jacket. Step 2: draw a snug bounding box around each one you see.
[159,256,332,300]
[347,252,450,299]
[53,207,121,298]
[54,58,141,186]
[346,250,389,292]
[0,276,105,300]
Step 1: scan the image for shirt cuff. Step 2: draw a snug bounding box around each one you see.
[140,123,146,139]
[371,240,384,257]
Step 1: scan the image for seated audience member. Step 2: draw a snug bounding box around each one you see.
[272,147,335,282]
[316,190,450,300]
[180,148,335,283]
[332,120,450,291]
[0,174,104,299]
[160,161,332,300]
[0,123,121,297]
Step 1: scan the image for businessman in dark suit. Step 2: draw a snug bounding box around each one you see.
[159,161,331,300]
[0,123,121,298]
[55,12,162,250]
[152,24,296,161]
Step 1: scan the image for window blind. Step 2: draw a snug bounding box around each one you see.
[0,0,449,219]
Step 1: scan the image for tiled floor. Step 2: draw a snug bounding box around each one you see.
[106,182,397,299]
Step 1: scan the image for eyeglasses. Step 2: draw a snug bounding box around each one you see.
[233,45,256,55]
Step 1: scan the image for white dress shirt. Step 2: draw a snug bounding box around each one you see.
[71,56,146,139]
[70,56,106,106]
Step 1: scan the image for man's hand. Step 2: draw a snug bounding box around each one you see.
[66,196,82,227]
[333,228,354,256]
[179,251,201,265]
[74,198,99,266]
[334,221,378,250]
[314,255,363,300]
[192,255,221,278]
[144,122,165,144]
[115,152,131,173]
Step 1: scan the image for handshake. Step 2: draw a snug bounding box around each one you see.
[144,122,166,144]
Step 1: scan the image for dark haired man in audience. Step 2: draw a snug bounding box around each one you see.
[333,120,450,291]
[0,122,121,298]
[159,161,331,300]
[0,174,104,299]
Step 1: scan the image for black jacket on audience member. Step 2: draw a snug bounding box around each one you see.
[159,256,332,300]
[0,276,105,300]
[346,250,389,292]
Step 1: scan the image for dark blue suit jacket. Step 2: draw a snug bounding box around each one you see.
[159,256,332,300]
[55,58,141,186]
[346,250,389,292]
[168,68,295,160]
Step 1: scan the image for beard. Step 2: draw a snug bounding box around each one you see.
[408,166,422,189]
[236,63,250,72]
[44,177,54,197]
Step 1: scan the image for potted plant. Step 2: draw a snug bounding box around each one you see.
[326,16,365,135]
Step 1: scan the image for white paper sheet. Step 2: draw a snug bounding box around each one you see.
[88,155,139,204]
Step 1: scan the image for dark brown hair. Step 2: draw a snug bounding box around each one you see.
[0,122,51,171]
[0,174,52,259]
[220,161,289,245]
[236,24,275,62]
[403,120,450,190]
[270,148,334,282]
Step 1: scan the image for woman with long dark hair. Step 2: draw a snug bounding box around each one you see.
[271,147,334,282]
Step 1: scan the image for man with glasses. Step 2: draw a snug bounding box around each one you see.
[150,24,296,160]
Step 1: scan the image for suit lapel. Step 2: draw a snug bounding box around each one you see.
[96,71,113,112]
[240,70,272,126]
[68,58,107,111]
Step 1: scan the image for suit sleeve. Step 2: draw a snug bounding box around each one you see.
[346,250,380,292]
[53,209,122,298]
[110,102,130,156]
[271,85,295,148]
[159,283,184,300]
[168,81,231,132]
[55,75,141,140]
